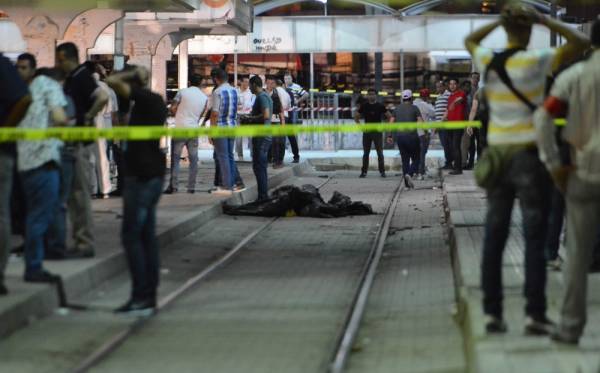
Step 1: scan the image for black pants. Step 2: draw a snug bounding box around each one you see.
[449,129,464,172]
[481,148,551,319]
[396,133,420,177]
[272,137,286,164]
[439,130,453,167]
[112,143,124,193]
[287,135,299,160]
[544,185,565,261]
[362,132,384,174]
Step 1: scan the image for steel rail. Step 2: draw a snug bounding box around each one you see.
[329,180,404,373]
[71,175,334,373]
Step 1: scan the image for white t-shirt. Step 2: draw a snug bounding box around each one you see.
[238,87,255,114]
[473,46,556,145]
[174,86,208,128]
[270,86,291,122]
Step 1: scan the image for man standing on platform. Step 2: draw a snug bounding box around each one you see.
[284,72,307,163]
[0,52,31,295]
[442,78,467,175]
[465,2,588,334]
[534,19,600,345]
[434,80,452,169]
[107,65,168,315]
[164,75,207,194]
[247,76,273,201]
[236,76,254,160]
[354,88,392,178]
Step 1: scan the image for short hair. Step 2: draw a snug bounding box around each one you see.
[471,72,480,78]
[276,79,284,86]
[249,75,263,87]
[17,53,36,69]
[56,42,79,62]
[367,88,377,94]
[210,67,228,82]
[592,19,600,47]
[448,78,459,84]
[189,74,201,86]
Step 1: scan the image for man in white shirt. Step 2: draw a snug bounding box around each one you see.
[165,75,208,194]
[266,77,288,168]
[235,76,254,160]
[413,89,436,178]
[534,20,599,345]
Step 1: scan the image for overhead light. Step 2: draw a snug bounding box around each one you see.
[316,0,327,4]
[0,10,27,54]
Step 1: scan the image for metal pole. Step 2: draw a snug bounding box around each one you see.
[113,19,125,71]
[178,40,189,89]
[550,0,557,47]
[400,49,404,92]
[310,52,315,122]
[234,47,238,87]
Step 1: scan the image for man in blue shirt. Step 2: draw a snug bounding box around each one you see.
[210,68,239,196]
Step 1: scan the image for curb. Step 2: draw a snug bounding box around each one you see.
[0,162,307,339]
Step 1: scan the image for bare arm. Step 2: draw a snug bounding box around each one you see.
[50,106,68,127]
[106,70,139,99]
[2,95,31,127]
[540,17,590,71]
[84,88,109,125]
[465,20,502,55]
[297,92,309,105]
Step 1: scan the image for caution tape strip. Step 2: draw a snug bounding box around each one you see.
[0,119,566,142]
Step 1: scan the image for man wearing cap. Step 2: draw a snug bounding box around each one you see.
[413,89,436,179]
[390,89,423,188]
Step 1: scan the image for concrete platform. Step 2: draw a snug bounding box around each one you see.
[0,161,308,339]
[443,171,600,373]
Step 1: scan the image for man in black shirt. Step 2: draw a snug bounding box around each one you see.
[0,53,31,295]
[48,42,108,259]
[106,65,167,315]
[354,88,392,178]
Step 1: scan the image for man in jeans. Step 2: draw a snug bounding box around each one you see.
[107,65,167,315]
[466,2,588,334]
[16,54,69,282]
[413,88,436,179]
[247,76,273,201]
[210,68,240,196]
[50,42,108,259]
[535,19,599,345]
[391,90,423,189]
[0,53,31,294]
[165,75,207,194]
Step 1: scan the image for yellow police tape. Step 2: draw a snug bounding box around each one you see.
[0,119,566,142]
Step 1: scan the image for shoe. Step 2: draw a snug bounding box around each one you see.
[465,164,474,170]
[0,282,7,296]
[187,189,195,194]
[11,244,24,255]
[448,170,463,175]
[24,270,59,283]
[380,172,387,178]
[416,174,424,181]
[441,164,452,170]
[524,315,556,336]
[45,251,67,260]
[163,186,178,194]
[359,173,367,178]
[292,157,300,163]
[551,330,579,345]
[237,155,244,161]
[590,259,600,273]
[547,256,563,271]
[484,315,508,334]
[114,299,156,317]
[404,174,415,189]
[65,248,95,259]
[273,163,284,169]
[211,187,233,196]
[208,186,219,193]
[233,184,246,192]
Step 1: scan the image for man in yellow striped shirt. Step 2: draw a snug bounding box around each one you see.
[464,2,589,335]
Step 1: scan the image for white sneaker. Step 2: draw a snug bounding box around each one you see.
[211,187,233,196]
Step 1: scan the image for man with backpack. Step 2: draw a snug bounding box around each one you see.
[465,2,588,335]
[534,19,599,345]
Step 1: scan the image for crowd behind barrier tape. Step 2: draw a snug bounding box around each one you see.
[0,119,566,143]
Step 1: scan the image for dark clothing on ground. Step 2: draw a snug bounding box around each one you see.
[125,87,167,180]
[481,148,551,319]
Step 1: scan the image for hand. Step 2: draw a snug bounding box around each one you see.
[550,165,575,194]
[84,112,95,126]
[467,127,473,136]
[386,136,394,145]
[448,102,456,111]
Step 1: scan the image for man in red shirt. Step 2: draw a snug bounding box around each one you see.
[443,78,467,174]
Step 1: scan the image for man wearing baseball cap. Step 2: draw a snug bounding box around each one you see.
[390,89,423,188]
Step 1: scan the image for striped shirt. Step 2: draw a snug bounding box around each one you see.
[287,83,307,105]
[473,46,556,145]
[434,90,450,121]
[211,82,238,127]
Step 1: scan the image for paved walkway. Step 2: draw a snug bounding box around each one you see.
[444,171,600,373]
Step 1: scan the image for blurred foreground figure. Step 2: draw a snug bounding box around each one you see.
[107,66,167,316]
[0,53,31,295]
[534,20,600,345]
[465,2,589,335]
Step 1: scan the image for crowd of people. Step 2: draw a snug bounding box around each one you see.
[0,3,599,337]
[0,40,308,315]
